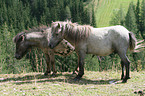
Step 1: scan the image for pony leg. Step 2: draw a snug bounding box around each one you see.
[119,53,130,83]
[75,51,86,80]
[73,64,79,74]
[44,54,51,76]
[121,61,124,80]
[50,53,57,76]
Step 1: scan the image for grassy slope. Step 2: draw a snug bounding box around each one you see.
[0,71,144,96]
[0,1,144,96]
[95,0,138,27]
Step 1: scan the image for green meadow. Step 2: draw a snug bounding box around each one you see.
[96,0,138,27]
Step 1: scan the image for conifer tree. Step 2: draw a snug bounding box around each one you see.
[42,0,51,24]
[64,6,71,20]
[140,0,145,39]
[31,17,38,27]
[81,8,91,24]
[135,0,140,32]
[110,5,125,26]
[23,4,31,29]
[0,2,8,25]
[91,5,97,27]
[0,23,16,73]
[125,2,138,34]
[71,0,81,23]
[40,12,46,25]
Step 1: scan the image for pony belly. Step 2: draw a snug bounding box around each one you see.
[87,38,113,56]
[87,45,113,56]
[88,50,113,56]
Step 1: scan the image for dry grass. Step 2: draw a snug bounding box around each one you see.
[0,71,145,96]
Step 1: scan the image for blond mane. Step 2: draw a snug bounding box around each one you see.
[52,21,92,41]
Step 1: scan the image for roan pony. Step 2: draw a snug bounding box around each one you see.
[49,21,144,83]
[13,26,75,76]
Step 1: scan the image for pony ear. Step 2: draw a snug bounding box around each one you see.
[57,23,61,28]
[65,24,68,27]
[13,36,17,43]
[13,35,25,43]
[18,35,25,42]
[21,35,25,41]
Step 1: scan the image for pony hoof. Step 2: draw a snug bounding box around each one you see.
[44,71,51,76]
[44,72,48,76]
[73,76,81,81]
[72,71,78,75]
[51,74,56,77]
[127,77,131,79]
[121,76,130,82]
[121,77,123,80]
[122,79,127,83]
[73,78,80,81]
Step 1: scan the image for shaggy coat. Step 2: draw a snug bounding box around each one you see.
[13,26,74,75]
[49,21,144,83]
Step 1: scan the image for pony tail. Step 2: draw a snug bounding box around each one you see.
[129,32,137,51]
[129,32,145,52]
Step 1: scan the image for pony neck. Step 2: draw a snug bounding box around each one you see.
[26,32,48,48]
[64,25,77,46]
[64,35,76,47]
[64,24,90,46]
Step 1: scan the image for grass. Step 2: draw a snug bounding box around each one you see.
[95,0,138,27]
[0,71,145,96]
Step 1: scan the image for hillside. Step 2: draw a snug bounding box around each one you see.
[95,0,138,27]
[0,71,144,95]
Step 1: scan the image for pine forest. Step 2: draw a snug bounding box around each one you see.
[0,0,144,74]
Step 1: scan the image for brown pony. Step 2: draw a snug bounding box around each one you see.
[13,26,75,76]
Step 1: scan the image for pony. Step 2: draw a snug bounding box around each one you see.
[13,26,75,76]
[49,21,144,83]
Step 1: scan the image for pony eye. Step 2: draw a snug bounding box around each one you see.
[17,37,23,42]
[17,35,25,43]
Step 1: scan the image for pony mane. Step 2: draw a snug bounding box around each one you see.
[13,25,50,43]
[24,25,50,33]
[52,21,92,41]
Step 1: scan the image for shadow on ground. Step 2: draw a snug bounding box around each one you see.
[0,72,122,85]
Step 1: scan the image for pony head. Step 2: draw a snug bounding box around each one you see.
[13,32,31,59]
[49,20,91,49]
[13,26,50,59]
[49,22,65,49]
